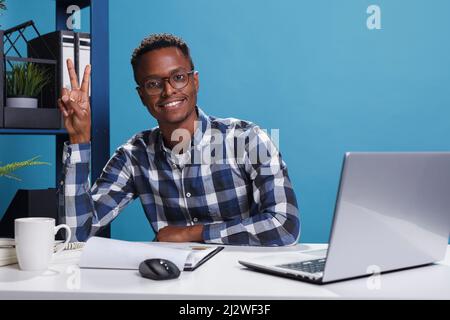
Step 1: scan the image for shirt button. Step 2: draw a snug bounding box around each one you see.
[186,192,191,198]
[193,217,198,223]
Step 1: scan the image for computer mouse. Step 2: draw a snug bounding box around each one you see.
[138,258,181,280]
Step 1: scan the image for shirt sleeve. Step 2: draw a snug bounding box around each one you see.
[59,142,137,242]
[202,126,301,246]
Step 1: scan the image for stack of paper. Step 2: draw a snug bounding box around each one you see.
[0,239,86,267]
[0,238,17,267]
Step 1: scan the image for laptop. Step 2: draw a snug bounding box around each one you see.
[239,152,450,284]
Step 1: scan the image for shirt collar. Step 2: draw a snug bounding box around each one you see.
[193,106,211,148]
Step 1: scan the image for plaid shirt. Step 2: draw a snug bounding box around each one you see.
[60,107,300,245]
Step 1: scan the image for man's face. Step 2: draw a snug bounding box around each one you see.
[135,47,199,126]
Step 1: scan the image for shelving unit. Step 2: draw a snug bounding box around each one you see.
[0,0,110,237]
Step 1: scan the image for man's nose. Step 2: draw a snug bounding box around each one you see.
[162,79,176,97]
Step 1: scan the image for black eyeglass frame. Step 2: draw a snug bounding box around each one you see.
[138,70,196,96]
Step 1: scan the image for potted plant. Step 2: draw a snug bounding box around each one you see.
[6,63,50,108]
[0,156,50,181]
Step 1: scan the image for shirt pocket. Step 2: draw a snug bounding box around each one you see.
[201,164,251,220]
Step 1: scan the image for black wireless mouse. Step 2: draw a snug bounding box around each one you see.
[138,258,181,280]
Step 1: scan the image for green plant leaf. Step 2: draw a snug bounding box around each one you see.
[6,63,51,98]
[0,156,51,181]
[4,173,21,181]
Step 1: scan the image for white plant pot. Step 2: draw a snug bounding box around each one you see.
[6,97,38,108]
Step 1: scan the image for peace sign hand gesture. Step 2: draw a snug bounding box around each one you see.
[57,58,91,144]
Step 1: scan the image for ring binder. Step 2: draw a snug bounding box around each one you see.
[27,30,91,112]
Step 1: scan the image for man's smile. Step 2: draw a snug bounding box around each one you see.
[157,97,187,109]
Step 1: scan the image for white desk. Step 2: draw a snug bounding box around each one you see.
[0,244,449,300]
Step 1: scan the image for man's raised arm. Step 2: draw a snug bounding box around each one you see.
[58,59,137,241]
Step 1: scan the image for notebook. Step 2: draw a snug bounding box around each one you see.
[79,237,224,272]
[150,242,225,271]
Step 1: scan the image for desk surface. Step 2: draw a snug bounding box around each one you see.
[0,244,449,300]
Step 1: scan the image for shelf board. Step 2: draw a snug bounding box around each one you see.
[0,128,68,135]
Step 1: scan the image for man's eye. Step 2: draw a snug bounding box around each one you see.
[146,80,161,89]
[172,74,186,82]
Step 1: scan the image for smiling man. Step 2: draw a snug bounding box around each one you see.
[58,33,300,245]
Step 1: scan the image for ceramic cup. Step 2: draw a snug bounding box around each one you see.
[14,218,71,271]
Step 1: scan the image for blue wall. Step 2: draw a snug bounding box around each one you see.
[2,0,450,244]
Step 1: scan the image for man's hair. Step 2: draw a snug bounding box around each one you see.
[131,33,194,83]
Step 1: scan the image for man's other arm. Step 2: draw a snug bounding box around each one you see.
[202,126,300,246]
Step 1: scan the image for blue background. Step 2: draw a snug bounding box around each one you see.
[1,0,450,243]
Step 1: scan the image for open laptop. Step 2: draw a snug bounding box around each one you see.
[239,152,450,284]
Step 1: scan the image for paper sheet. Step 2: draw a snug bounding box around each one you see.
[79,237,190,271]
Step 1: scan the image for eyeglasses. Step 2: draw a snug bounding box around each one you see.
[140,70,195,96]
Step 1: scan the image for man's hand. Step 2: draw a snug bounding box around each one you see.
[57,59,91,144]
[156,225,204,242]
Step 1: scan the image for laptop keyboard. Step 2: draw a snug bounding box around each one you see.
[277,258,326,274]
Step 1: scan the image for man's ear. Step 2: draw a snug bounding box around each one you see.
[136,86,146,106]
[193,71,200,93]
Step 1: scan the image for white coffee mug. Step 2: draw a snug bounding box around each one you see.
[15,218,71,271]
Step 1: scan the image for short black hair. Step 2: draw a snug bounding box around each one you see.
[131,33,194,83]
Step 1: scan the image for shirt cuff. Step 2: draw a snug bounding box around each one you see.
[63,141,91,164]
[202,222,225,244]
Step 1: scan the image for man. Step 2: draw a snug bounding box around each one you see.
[57,33,300,245]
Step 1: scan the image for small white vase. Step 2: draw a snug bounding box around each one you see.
[6,97,38,108]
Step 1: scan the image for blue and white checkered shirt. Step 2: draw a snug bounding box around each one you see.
[60,107,300,245]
